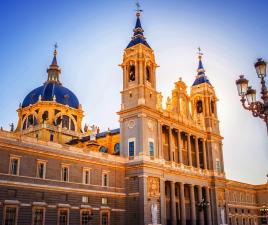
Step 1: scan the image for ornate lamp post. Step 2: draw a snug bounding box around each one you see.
[197,198,210,212]
[236,58,268,134]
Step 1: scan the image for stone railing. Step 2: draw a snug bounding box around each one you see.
[21,123,80,137]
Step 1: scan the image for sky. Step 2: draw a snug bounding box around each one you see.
[0,0,267,184]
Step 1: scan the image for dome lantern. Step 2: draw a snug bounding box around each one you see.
[46,44,61,84]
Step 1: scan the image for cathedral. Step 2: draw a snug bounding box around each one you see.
[0,8,267,225]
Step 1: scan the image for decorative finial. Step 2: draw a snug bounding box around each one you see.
[54,42,58,56]
[197,47,203,60]
[135,2,143,17]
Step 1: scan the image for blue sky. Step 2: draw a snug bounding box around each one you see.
[0,0,267,184]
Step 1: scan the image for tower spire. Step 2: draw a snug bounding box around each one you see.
[126,3,151,49]
[192,47,211,86]
[51,43,58,66]
[46,43,61,84]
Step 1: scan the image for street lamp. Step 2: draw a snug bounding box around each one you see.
[236,58,268,135]
[197,198,210,212]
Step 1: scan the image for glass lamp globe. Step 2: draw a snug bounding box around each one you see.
[236,75,248,96]
[246,86,256,105]
[254,58,267,78]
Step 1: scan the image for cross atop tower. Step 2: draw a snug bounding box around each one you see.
[135,2,143,16]
[197,47,203,59]
[54,42,58,56]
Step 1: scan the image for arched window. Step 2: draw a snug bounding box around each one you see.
[211,100,215,114]
[62,115,70,129]
[42,111,48,122]
[129,65,135,82]
[146,66,150,82]
[56,115,75,131]
[196,100,203,113]
[23,114,38,130]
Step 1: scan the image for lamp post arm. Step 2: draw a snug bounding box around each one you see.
[240,97,250,110]
[260,77,268,104]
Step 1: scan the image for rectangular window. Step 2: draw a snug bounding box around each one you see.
[128,141,135,157]
[101,198,108,205]
[101,212,109,225]
[58,209,68,225]
[82,196,89,203]
[61,166,69,182]
[102,173,108,187]
[149,140,154,157]
[4,207,17,225]
[83,168,90,184]
[10,157,20,175]
[81,210,92,225]
[37,161,46,179]
[33,208,44,225]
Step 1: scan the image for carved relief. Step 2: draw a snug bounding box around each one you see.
[147,177,160,197]
[217,190,225,205]
[128,120,135,129]
[148,120,154,131]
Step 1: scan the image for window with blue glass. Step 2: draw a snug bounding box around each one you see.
[149,141,154,156]
[114,143,120,155]
[128,141,135,157]
[99,146,107,153]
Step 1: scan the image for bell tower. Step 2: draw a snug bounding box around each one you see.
[118,9,160,159]
[190,49,224,175]
[120,10,158,111]
[190,50,220,133]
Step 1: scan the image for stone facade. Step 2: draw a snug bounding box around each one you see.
[0,8,267,225]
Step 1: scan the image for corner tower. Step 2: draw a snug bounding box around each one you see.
[118,9,161,158]
[190,49,224,175]
[190,50,219,134]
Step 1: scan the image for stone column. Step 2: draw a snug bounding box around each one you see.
[170,181,176,225]
[202,139,208,170]
[187,134,192,166]
[177,130,183,164]
[138,175,148,225]
[197,186,205,225]
[179,182,186,225]
[189,184,196,225]
[160,179,167,225]
[205,187,212,225]
[169,127,173,161]
[158,122,163,159]
[195,137,200,168]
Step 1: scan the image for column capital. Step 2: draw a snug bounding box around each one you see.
[188,183,195,187]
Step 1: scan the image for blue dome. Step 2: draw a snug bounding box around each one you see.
[22,82,79,109]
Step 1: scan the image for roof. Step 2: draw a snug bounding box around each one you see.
[126,13,151,49]
[21,48,80,109]
[96,128,120,138]
[192,55,211,86]
[22,82,80,109]
[67,128,120,145]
